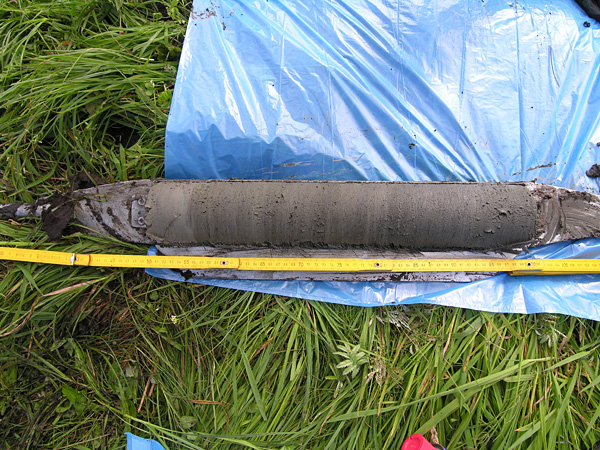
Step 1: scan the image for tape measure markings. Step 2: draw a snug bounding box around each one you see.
[80,254,238,269]
[237,258,394,272]
[1,246,600,275]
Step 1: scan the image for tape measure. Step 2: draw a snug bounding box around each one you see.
[1,246,599,275]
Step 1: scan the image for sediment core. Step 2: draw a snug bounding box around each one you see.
[145,181,537,250]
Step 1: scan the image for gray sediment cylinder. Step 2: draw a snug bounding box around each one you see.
[145,181,537,250]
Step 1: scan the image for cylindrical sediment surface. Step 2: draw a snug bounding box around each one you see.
[144,180,537,250]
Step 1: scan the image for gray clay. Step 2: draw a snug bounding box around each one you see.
[145,180,538,251]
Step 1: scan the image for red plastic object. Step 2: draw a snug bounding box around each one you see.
[401,434,437,450]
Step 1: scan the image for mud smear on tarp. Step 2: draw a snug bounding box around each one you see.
[586,164,600,178]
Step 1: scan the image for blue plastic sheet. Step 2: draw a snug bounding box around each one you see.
[151,0,600,320]
[125,433,166,450]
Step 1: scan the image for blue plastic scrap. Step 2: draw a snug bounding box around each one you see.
[125,433,166,450]
[151,0,600,320]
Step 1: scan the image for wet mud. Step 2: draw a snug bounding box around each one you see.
[0,203,24,220]
[586,164,600,178]
[145,180,538,251]
[529,184,600,244]
[40,193,73,240]
[39,173,105,240]
[8,179,600,256]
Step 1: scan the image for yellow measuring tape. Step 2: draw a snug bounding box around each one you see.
[1,246,599,275]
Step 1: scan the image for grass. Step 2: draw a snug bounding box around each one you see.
[0,1,599,449]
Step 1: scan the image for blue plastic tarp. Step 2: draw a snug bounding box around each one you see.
[125,433,166,450]
[150,0,600,320]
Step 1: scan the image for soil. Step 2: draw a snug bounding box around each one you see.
[38,172,106,240]
[530,184,600,244]
[39,193,73,240]
[70,172,105,191]
[0,203,23,220]
[575,0,600,22]
[27,179,600,252]
[145,180,538,251]
[586,164,600,178]
[105,125,140,148]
